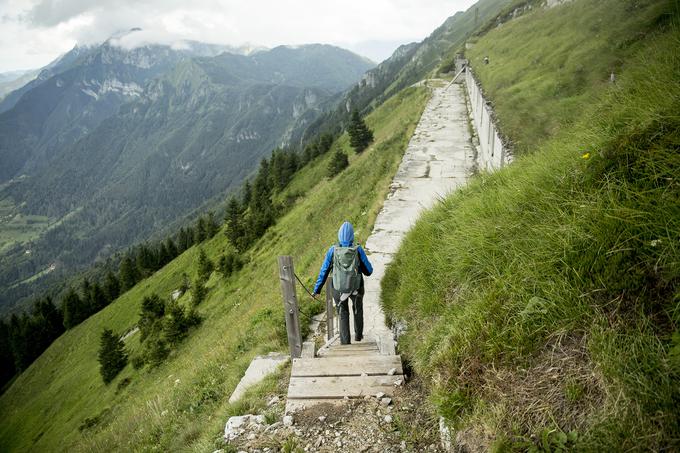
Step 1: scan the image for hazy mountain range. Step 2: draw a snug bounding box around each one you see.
[0,30,373,312]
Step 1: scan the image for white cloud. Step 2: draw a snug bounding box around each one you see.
[0,0,478,71]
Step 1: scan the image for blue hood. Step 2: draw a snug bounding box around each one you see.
[338,221,354,246]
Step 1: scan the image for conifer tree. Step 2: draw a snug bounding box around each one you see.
[104,271,120,302]
[347,109,374,153]
[163,300,190,346]
[62,287,84,329]
[98,328,127,384]
[195,216,207,243]
[119,255,139,291]
[206,211,219,238]
[327,150,349,177]
[242,180,252,207]
[136,244,156,277]
[192,278,207,306]
[0,320,15,387]
[157,241,170,268]
[138,294,165,341]
[165,238,179,260]
[225,197,243,248]
[90,282,107,312]
[196,248,213,282]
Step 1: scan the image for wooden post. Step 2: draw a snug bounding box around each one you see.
[278,256,302,359]
[325,276,334,340]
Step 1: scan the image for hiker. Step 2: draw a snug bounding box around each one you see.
[312,221,373,344]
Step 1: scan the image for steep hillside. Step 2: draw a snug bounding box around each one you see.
[382,0,679,449]
[0,85,429,452]
[0,43,373,313]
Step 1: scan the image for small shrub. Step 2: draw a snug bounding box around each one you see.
[144,336,169,367]
[116,377,131,393]
[130,355,145,370]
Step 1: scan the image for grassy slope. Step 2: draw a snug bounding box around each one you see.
[0,86,429,452]
[382,0,679,450]
[467,0,673,153]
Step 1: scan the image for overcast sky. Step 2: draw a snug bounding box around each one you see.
[0,0,479,72]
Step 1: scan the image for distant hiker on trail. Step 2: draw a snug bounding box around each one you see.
[312,221,373,345]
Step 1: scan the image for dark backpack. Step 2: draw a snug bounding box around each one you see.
[332,245,361,293]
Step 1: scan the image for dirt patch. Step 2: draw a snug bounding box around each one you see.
[225,377,444,452]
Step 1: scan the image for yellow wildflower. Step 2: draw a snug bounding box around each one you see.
[581,152,591,159]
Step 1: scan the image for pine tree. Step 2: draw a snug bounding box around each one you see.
[318,133,334,154]
[327,150,349,177]
[104,271,120,302]
[0,320,16,387]
[90,282,108,312]
[138,294,165,342]
[165,238,179,260]
[157,241,170,268]
[225,197,243,248]
[136,244,156,277]
[62,287,84,329]
[163,300,189,345]
[196,248,213,282]
[192,278,207,306]
[98,328,127,384]
[241,180,252,208]
[347,109,374,153]
[206,211,219,238]
[143,336,169,367]
[80,278,93,316]
[119,255,139,291]
[195,216,207,243]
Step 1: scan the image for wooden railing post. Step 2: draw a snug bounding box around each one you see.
[325,277,334,340]
[277,256,302,359]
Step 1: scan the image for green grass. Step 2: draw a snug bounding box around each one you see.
[382,1,679,450]
[0,86,429,452]
[466,0,674,153]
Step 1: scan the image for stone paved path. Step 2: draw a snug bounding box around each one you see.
[361,80,475,349]
[286,80,475,412]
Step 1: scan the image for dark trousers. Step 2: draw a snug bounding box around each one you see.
[333,283,364,345]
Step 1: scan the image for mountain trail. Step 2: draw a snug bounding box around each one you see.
[226,79,475,451]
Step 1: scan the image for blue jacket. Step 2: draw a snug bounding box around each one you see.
[313,222,373,295]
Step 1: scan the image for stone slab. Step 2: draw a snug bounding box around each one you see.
[229,352,289,403]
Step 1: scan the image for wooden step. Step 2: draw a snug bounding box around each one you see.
[323,349,380,358]
[291,355,402,377]
[287,375,400,399]
[331,341,378,350]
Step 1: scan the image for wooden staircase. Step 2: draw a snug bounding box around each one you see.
[285,339,403,412]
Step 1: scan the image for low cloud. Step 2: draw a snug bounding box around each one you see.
[1,0,477,71]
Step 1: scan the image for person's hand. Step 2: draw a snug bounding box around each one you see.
[311,292,319,300]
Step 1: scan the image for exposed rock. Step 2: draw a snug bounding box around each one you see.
[380,397,392,406]
[439,417,452,452]
[283,415,294,427]
[224,414,266,440]
[387,367,397,376]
